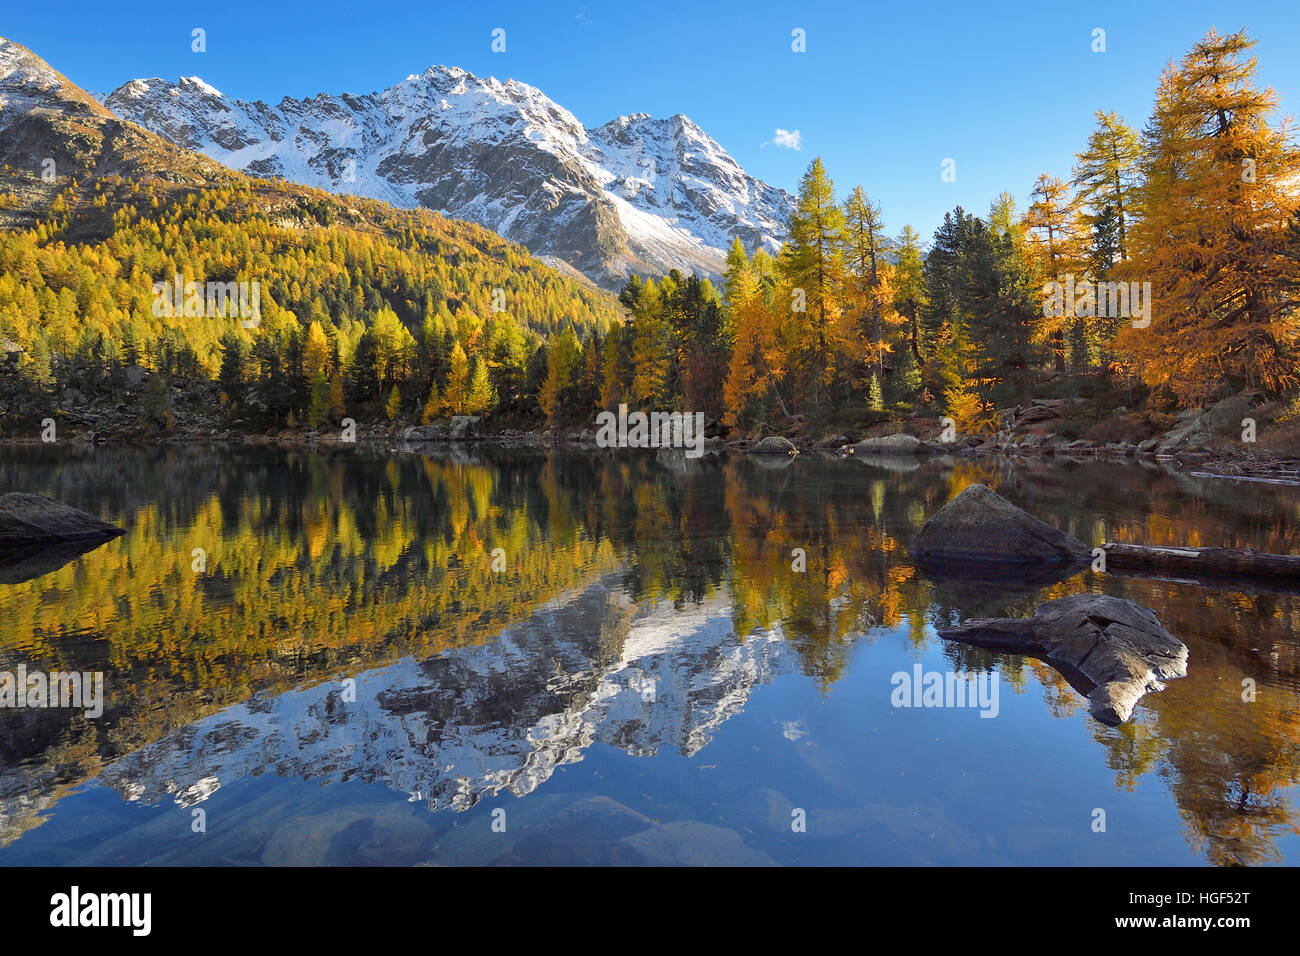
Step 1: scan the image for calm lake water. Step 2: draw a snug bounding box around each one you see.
[0,444,1297,866]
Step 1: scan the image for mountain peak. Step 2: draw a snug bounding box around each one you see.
[111,77,159,98]
[98,56,792,286]
[0,37,223,186]
[0,36,53,80]
[0,36,116,123]
[422,63,470,79]
[178,75,222,97]
[599,111,706,137]
[108,76,223,101]
[1,37,83,99]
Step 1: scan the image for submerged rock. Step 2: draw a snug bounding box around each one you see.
[938,594,1189,725]
[611,821,776,866]
[911,483,1090,573]
[0,493,125,547]
[262,802,437,866]
[492,795,654,866]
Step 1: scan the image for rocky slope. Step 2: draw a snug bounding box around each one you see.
[0,37,223,191]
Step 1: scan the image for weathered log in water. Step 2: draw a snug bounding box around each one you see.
[1101,542,1300,582]
[938,594,1188,725]
[1190,471,1300,488]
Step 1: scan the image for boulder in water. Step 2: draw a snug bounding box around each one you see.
[0,493,125,547]
[911,483,1090,573]
[0,493,125,584]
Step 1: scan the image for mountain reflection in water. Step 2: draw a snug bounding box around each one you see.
[0,444,1297,866]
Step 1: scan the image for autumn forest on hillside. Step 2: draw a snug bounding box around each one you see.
[1,29,1297,442]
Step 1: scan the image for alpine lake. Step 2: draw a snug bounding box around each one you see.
[0,442,1296,866]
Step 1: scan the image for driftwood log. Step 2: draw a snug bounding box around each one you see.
[938,594,1188,725]
[1101,542,1300,582]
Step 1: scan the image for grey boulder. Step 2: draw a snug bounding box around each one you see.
[0,493,125,547]
[448,415,482,440]
[911,483,1090,572]
[611,821,776,866]
[1016,405,1059,424]
[848,433,924,455]
[401,424,448,441]
[750,436,798,456]
[1158,389,1268,453]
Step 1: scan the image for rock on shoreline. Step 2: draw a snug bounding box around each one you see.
[847,434,925,455]
[750,436,798,456]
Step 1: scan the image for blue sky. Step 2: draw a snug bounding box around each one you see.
[7,0,1300,244]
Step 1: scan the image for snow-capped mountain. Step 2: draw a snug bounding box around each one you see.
[86,577,796,816]
[0,570,802,845]
[101,66,793,286]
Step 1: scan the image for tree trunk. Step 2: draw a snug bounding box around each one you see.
[1102,542,1300,583]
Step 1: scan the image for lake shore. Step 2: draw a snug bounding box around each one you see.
[4,422,1299,484]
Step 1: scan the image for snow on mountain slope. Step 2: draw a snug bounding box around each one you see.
[584,112,791,266]
[0,36,73,111]
[102,65,793,286]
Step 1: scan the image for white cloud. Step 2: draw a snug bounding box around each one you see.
[764,128,802,151]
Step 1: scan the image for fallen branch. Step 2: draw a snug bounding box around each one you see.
[1101,542,1300,581]
[1189,471,1300,487]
